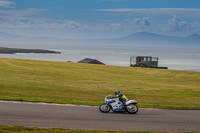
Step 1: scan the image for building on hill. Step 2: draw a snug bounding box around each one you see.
[78,58,105,65]
[130,56,167,69]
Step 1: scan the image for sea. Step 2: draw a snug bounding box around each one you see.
[0,43,200,72]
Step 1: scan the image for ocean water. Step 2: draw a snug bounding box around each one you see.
[0,44,200,71]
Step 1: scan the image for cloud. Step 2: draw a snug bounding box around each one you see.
[0,8,49,29]
[96,8,200,12]
[167,16,190,31]
[96,8,200,16]
[97,8,200,12]
[0,0,14,8]
[191,22,200,33]
[0,8,47,17]
[141,17,151,26]
[64,21,80,30]
[0,17,82,30]
[127,17,151,26]
[0,7,82,31]
[110,23,123,31]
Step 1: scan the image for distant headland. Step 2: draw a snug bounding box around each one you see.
[0,47,61,54]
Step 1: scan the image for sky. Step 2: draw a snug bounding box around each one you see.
[0,0,200,39]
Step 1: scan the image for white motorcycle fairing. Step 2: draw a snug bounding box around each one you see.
[125,100,137,105]
[101,95,138,113]
[107,98,126,112]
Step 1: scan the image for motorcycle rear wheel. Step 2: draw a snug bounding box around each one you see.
[126,104,138,114]
[99,103,111,113]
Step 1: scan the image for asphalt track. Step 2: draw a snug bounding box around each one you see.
[0,101,200,132]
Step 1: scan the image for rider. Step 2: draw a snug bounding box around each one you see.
[114,90,128,106]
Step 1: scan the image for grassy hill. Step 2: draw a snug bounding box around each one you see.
[0,57,199,109]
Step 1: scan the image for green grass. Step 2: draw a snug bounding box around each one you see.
[0,57,200,109]
[0,125,195,133]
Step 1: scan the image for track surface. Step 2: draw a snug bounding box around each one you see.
[0,101,199,132]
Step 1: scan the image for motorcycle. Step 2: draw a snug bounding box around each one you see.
[99,95,138,114]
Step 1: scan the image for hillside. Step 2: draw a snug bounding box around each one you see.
[0,32,200,48]
[106,32,200,47]
[0,47,61,54]
[0,57,199,109]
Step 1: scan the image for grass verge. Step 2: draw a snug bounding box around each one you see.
[0,125,196,133]
[0,57,199,109]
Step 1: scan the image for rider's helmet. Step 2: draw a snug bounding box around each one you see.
[115,90,120,96]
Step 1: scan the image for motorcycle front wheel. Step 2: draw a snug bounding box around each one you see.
[99,103,111,113]
[126,104,138,114]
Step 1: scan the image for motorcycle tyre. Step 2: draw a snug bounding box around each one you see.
[99,103,111,113]
[126,104,138,114]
